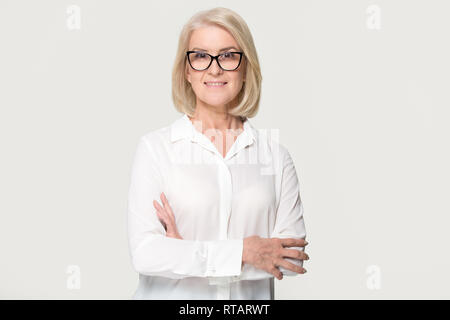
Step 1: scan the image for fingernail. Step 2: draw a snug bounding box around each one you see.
[303,269,307,273]
[305,241,309,245]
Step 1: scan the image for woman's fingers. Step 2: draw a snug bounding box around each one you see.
[274,258,307,274]
[269,266,283,280]
[159,193,175,227]
[154,193,183,240]
[156,211,167,229]
[153,199,165,217]
[280,238,308,248]
[154,193,180,237]
[282,248,310,261]
[153,200,167,228]
[160,192,176,222]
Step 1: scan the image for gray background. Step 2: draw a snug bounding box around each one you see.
[1,0,449,299]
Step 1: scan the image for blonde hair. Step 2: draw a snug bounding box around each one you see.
[171,7,262,119]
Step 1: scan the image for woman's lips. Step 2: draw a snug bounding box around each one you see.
[204,81,227,88]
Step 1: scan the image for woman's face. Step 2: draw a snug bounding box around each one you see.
[185,25,246,111]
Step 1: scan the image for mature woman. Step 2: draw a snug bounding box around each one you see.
[127,7,309,300]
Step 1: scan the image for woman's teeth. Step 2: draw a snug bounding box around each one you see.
[204,82,227,86]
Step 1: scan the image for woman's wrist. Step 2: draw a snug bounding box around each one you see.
[242,237,248,264]
[242,236,259,264]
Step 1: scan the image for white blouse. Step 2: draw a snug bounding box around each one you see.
[127,113,307,300]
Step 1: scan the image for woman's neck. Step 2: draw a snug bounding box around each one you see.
[188,104,243,133]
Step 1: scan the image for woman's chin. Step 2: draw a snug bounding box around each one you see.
[199,97,233,108]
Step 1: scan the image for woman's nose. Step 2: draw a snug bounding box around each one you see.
[208,58,223,74]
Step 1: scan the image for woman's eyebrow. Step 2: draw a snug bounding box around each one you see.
[191,46,238,52]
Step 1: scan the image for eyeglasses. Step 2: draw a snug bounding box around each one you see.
[186,51,244,71]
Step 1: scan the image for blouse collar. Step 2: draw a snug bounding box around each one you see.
[170,113,257,160]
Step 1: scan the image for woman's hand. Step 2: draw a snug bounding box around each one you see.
[153,192,183,240]
[242,236,309,280]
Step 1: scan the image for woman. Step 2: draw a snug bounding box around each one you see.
[127,7,309,300]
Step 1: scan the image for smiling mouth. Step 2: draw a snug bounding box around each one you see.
[204,82,228,87]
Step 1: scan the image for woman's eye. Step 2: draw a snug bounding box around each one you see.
[222,52,233,58]
[194,53,206,58]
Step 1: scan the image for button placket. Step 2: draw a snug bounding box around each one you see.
[216,158,233,299]
[217,160,233,240]
[189,125,250,298]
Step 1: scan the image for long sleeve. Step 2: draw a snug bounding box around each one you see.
[231,148,307,281]
[270,148,307,276]
[127,136,243,280]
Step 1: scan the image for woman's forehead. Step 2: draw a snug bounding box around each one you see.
[189,26,239,50]
[190,46,239,52]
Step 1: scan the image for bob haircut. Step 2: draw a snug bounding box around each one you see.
[172,7,262,119]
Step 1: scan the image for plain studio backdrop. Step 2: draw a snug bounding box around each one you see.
[0,0,449,299]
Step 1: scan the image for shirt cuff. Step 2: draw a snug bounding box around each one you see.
[205,239,243,279]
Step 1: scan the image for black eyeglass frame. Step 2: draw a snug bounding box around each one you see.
[186,51,245,71]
